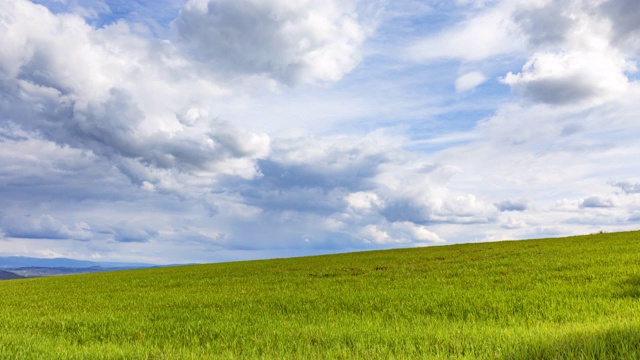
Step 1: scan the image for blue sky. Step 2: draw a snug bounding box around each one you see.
[1,0,639,264]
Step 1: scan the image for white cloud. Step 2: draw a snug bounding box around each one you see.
[359,222,443,245]
[173,0,369,85]
[500,0,639,106]
[498,214,528,229]
[360,224,391,244]
[501,50,632,105]
[346,191,384,211]
[406,3,525,62]
[392,221,444,243]
[372,160,497,225]
[455,71,486,92]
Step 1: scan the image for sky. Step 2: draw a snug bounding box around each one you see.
[1,0,639,264]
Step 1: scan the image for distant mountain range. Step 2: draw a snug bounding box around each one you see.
[0,270,24,280]
[0,257,154,279]
[0,256,152,269]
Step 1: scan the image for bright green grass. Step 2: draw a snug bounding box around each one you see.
[1,231,640,359]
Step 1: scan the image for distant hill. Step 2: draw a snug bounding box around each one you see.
[0,257,154,278]
[8,266,116,278]
[0,256,152,269]
[0,270,23,280]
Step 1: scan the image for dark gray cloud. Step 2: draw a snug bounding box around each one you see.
[597,0,640,52]
[580,196,614,208]
[513,3,573,47]
[511,74,600,105]
[614,181,640,194]
[495,199,528,212]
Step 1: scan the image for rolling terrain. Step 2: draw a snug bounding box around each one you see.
[1,231,639,359]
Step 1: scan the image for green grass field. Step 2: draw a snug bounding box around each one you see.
[1,231,640,359]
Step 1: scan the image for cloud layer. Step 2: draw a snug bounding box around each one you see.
[1,0,639,264]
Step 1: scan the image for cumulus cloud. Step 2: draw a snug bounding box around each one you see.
[360,224,391,244]
[392,221,444,243]
[406,0,638,107]
[199,132,490,251]
[380,191,497,225]
[173,0,369,85]
[359,222,443,245]
[0,0,270,192]
[243,132,499,230]
[501,0,639,106]
[373,161,497,225]
[501,51,631,105]
[229,133,385,214]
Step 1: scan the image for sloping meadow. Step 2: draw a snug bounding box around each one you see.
[1,231,639,359]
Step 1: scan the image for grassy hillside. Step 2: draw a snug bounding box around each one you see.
[1,231,640,359]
